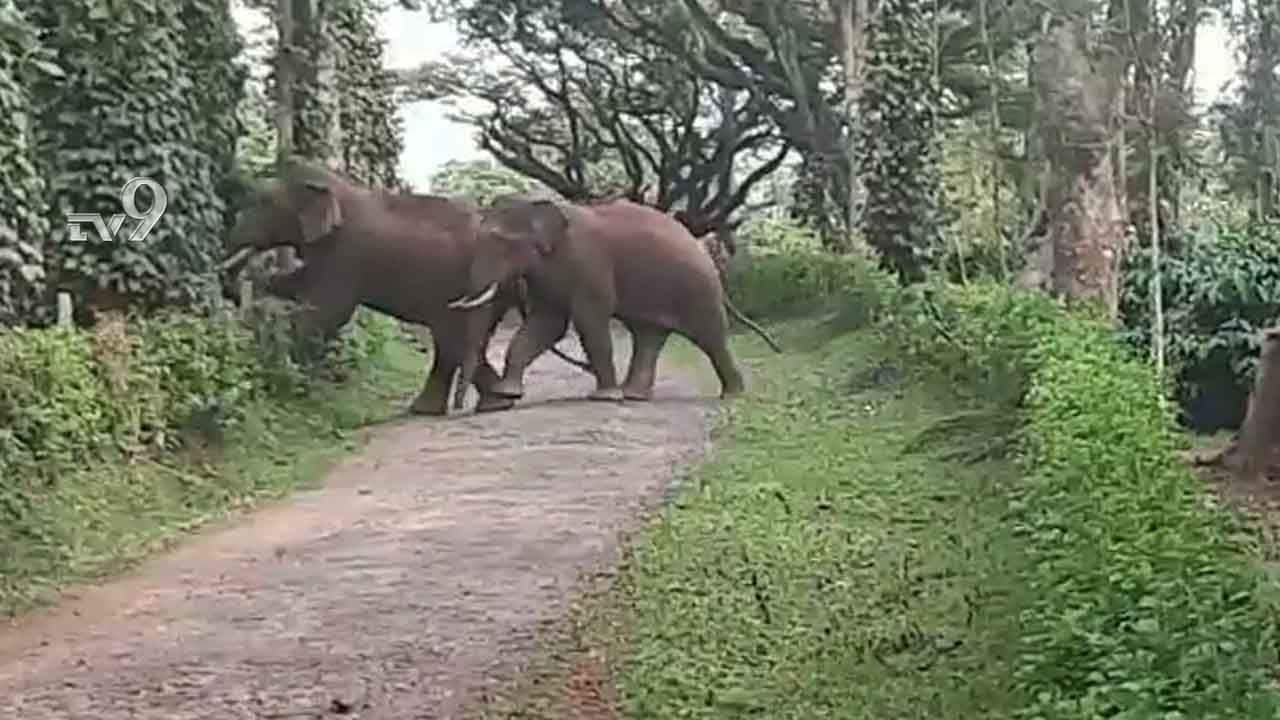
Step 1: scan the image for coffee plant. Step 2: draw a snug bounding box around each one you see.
[1120,223,1280,431]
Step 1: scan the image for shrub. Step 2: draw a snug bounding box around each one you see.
[1009,309,1279,718]
[0,327,114,471]
[727,219,896,322]
[885,280,1280,717]
[0,300,400,479]
[132,311,259,439]
[1120,222,1280,432]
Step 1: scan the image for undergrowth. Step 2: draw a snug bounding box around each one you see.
[0,304,421,616]
[606,318,1029,719]
[527,250,1280,719]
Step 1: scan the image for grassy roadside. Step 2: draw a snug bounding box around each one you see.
[0,329,424,618]
[475,314,1032,718]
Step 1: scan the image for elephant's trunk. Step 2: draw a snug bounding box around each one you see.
[447,281,498,309]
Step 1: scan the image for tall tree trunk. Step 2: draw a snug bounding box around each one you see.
[1255,3,1277,220]
[837,0,873,255]
[1036,8,1127,320]
[274,0,300,274]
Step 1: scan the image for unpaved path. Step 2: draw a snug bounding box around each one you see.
[0,323,713,719]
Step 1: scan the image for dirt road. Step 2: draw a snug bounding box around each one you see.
[0,324,713,719]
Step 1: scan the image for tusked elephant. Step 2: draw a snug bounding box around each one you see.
[447,197,781,405]
[219,159,589,416]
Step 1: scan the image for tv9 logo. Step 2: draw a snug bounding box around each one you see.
[65,177,167,243]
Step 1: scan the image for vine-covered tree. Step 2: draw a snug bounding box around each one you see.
[29,0,248,317]
[856,0,946,282]
[0,1,52,326]
[253,0,405,187]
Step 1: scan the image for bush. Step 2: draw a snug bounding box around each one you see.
[1121,223,1280,432]
[0,327,115,472]
[725,229,897,327]
[885,281,1280,717]
[0,301,397,476]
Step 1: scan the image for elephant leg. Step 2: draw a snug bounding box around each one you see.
[493,304,570,398]
[471,361,516,413]
[621,322,670,401]
[684,311,745,398]
[572,301,623,402]
[410,345,457,416]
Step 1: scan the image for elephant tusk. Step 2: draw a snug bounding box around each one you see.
[220,246,254,272]
[447,282,499,309]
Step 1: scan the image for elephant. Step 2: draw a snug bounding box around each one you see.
[446,197,781,405]
[219,159,589,416]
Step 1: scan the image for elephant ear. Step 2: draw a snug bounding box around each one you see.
[298,180,343,244]
[524,200,568,256]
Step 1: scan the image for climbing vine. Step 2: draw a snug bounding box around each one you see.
[855,0,946,284]
[180,0,250,233]
[0,1,53,325]
[29,0,246,314]
[332,0,404,189]
[267,0,404,189]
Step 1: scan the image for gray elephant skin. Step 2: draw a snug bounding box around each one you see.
[448,197,781,404]
[220,159,583,416]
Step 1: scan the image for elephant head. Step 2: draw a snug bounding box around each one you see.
[220,159,346,275]
[448,197,567,310]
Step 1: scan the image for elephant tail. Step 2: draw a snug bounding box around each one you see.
[549,343,594,373]
[723,294,782,353]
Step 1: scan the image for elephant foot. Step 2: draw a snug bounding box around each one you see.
[491,377,525,399]
[409,398,448,416]
[622,385,654,401]
[719,386,745,400]
[588,386,625,402]
[474,394,516,414]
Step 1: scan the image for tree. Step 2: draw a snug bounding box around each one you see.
[856,0,946,282]
[1213,0,1280,221]
[409,0,791,235]
[0,0,52,326]
[1034,2,1127,319]
[428,158,549,206]
[30,0,247,316]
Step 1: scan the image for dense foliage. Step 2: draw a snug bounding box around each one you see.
[1121,223,1280,431]
[684,252,1280,717]
[888,281,1280,717]
[0,1,51,325]
[427,158,547,204]
[331,0,404,189]
[282,0,404,190]
[856,0,947,283]
[29,0,246,313]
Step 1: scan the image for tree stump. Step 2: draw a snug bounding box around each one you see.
[1234,326,1280,483]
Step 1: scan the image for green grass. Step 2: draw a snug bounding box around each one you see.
[543,317,1033,718]
[0,333,424,617]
